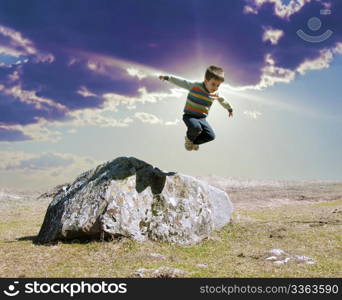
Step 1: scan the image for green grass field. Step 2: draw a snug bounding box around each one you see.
[0,197,341,277]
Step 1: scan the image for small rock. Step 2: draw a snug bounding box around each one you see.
[196,264,208,268]
[269,234,284,239]
[293,255,315,265]
[133,268,148,278]
[264,250,316,266]
[149,253,166,260]
[274,257,291,265]
[268,248,286,256]
[133,266,187,278]
[152,266,187,278]
[265,256,278,261]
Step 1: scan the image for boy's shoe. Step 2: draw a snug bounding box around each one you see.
[184,136,194,151]
[193,144,199,151]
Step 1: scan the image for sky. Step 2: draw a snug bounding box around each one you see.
[0,0,341,190]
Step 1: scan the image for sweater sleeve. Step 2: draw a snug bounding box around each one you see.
[217,95,233,112]
[166,75,196,90]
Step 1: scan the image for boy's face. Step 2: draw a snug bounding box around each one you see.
[204,78,223,93]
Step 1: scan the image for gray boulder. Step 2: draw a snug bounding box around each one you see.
[36,157,233,245]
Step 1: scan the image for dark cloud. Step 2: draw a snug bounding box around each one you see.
[4,152,74,170]
[0,89,69,126]
[0,128,30,142]
[0,0,341,141]
[20,52,135,109]
[253,0,342,70]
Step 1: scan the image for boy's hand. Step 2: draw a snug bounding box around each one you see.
[159,75,168,81]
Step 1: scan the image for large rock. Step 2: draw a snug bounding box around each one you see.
[36,157,233,245]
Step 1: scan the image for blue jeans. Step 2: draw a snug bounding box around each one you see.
[182,114,215,145]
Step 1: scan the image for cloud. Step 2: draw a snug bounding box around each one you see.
[0,25,54,63]
[0,111,134,143]
[82,51,160,81]
[0,150,98,173]
[134,112,179,126]
[233,40,342,90]
[2,84,68,112]
[67,128,78,134]
[0,48,163,140]
[233,54,296,90]
[134,112,163,124]
[0,150,36,170]
[165,119,180,126]
[8,70,20,82]
[65,108,134,128]
[334,42,342,54]
[0,118,63,143]
[0,25,36,56]
[297,43,342,74]
[126,67,147,80]
[102,90,144,111]
[244,110,262,119]
[0,150,100,189]
[102,85,182,111]
[262,27,284,45]
[244,5,259,14]
[258,54,296,88]
[245,0,314,19]
[0,128,30,142]
[0,0,341,142]
[233,0,342,87]
[77,86,98,98]
[2,152,73,171]
[0,82,182,142]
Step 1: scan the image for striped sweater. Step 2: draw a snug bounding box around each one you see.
[166,75,233,118]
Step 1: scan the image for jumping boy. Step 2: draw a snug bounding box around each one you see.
[159,65,233,151]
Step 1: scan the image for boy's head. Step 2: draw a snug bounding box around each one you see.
[204,65,224,93]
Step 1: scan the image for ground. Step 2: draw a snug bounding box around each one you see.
[0,177,341,277]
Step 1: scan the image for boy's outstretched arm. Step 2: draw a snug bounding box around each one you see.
[159,74,195,90]
[217,97,233,118]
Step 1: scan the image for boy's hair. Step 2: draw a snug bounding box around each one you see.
[205,65,224,82]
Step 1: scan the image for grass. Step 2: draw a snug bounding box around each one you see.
[0,198,341,277]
